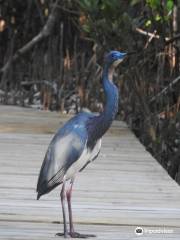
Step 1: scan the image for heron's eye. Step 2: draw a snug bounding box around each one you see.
[111,53,117,60]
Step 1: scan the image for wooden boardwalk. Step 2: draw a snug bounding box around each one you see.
[0,105,180,239]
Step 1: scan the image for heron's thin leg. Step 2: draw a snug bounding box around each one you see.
[56,178,68,238]
[61,180,68,237]
[66,179,96,239]
[66,178,74,234]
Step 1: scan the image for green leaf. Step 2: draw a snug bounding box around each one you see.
[145,19,152,26]
[78,0,98,11]
[166,0,174,12]
[131,0,141,6]
[146,0,160,9]
[155,14,161,21]
[82,23,91,33]
[78,0,90,9]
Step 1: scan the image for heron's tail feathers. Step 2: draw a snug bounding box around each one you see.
[37,193,41,200]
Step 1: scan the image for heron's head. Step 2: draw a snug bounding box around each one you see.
[105,51,127,67]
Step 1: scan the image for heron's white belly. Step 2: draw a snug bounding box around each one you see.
[65,139,101,180]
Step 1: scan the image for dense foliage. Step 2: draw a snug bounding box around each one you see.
[0,0,180,182]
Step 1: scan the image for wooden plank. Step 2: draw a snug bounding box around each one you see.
[1,221,179,240]
[0,106,180,239]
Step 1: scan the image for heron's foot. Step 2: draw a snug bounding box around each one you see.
[69,232,96,238]
[55,232,96,238]
[55,232,68,238]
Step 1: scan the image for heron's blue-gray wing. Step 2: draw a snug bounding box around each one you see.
[37,113,91,199]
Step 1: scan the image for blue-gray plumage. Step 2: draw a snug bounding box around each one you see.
[36,51,127,238]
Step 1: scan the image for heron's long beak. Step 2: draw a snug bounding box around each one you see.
[126,51,137,56]
[113,59,123,67]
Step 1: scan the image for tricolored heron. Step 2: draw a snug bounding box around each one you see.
[36,51,127,238]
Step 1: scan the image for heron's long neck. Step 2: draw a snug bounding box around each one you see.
[87,63,119,145]
[102,63,119,122]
